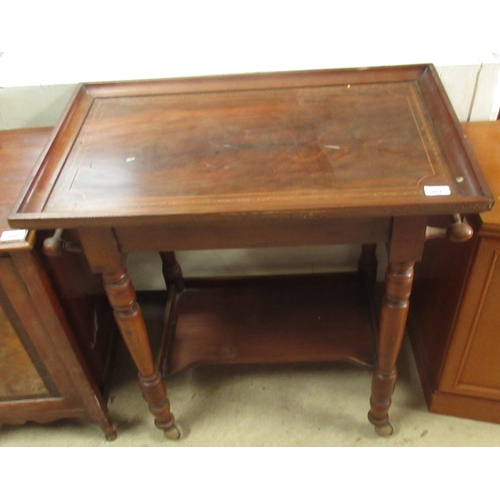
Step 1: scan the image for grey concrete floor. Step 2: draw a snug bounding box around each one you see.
[2,298,500,448]
[2,296,499,500]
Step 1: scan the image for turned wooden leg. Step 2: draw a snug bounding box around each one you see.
[103,269,180,439]
[358,243,378,285]
[79,228,180,439]
[160,251,185,292]
[368,261,414,436]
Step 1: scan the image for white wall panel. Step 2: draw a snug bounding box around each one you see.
[470,64,500,121]
[436,65,480,122]
[0,108,7,129]
[1,65,499,132]
[127,246,365,290]
[0,85,75,129]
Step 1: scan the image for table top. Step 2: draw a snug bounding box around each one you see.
[9,65,494,230]
[0,128,51,252]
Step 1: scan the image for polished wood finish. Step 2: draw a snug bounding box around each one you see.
[369,261,415,436]
[409,121,500,425]
[167,274,377,375]
[78,227,179,438]
[115,216,392,251]
[0,128,115,439]
[368,215,426,435]
[9,66,494,437]
[10,66,492,229]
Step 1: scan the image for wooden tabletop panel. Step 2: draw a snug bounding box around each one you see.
[9,65,493,229]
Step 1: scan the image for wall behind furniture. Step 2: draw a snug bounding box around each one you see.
[2,0,500,287]
[1,64,499,131]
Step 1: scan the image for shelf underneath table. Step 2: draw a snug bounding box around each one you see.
[161,273,378,375]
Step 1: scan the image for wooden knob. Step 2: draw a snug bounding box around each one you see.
[426,215,473,243]
[43,229,64,257]
[43,237,64,256]
[42,229,82,256]
[446,222,473,243]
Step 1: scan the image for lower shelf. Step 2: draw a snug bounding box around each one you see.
[162,273,378,375]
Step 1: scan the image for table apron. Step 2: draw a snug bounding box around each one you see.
[114,216,393,252]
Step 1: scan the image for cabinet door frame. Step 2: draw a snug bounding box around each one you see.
[0,251,109,426]
[439,236,500,400]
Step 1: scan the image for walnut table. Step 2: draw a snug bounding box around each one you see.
[9,65,494,438]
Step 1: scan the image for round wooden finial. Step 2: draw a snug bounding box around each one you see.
[42,236,64,256]
[446,222,474,243]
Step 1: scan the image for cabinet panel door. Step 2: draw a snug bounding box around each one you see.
[0,297,50,399]
[440,237,500,399]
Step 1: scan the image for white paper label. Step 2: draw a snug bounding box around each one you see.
[424,185,451,196]
[0,229,29,242]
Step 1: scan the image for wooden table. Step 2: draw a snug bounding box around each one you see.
[9,65,494,439]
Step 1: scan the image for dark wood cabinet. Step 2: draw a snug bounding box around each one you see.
[409,121,500,424]
[0,128,116,439]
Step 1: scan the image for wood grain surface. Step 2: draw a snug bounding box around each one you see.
[9,65,493,229]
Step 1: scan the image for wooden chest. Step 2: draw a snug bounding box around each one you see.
[0,128,116,439]
[409,121,500,424]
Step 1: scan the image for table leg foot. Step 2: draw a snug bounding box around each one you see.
[368,365,397,436]
[369,416,394,437]
[139,371,179,439]
[151,411,181,440]
[103,425,118,441]
[163,423,182,440]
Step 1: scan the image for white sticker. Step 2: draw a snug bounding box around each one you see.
[424,185,451,196]
[0,229,29,242]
